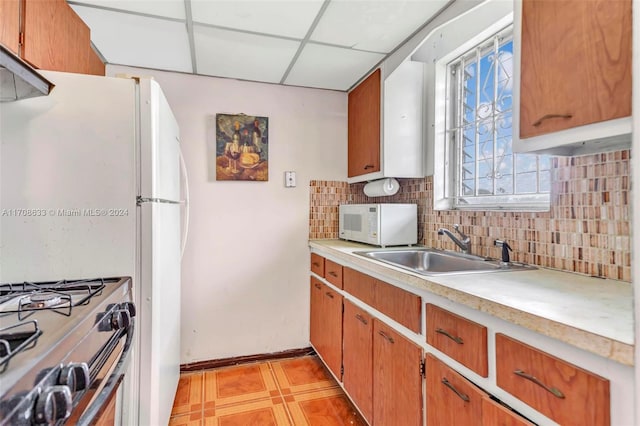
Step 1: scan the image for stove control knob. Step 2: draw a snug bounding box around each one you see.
[59,362,90,392]
[111,309,131,330]
[119,301,136,317]
[34,385,72,425]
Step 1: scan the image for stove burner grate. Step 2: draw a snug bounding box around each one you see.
[0,320,42,373]
[0,278,111,319]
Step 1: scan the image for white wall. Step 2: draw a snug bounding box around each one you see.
[109,65,347,363]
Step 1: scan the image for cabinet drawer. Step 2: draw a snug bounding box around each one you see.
[344,267,421,334]
[343,267,375,306]
[310,253,325,276]
[426,304,487,377]
[324,259,343,289]
[374,279,421,334]
[496,334,610,426]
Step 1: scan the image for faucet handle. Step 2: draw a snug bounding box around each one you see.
[494,239,512,263]
[453,224,469,241]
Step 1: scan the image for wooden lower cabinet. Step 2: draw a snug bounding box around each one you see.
[427,354,533,426]
[342,300,373,423]
[496,333,610,426]
[309,277,343,379]
[373,320,423,426]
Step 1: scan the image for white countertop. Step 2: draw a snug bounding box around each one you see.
[309,239,634,366]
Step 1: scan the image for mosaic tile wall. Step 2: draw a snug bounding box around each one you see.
[309,150,631,282]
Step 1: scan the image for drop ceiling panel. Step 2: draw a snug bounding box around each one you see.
[194,25,300,83]
[285,43,384,91]
[71,6,192,73]
[191,1,324,39]
[310,0,449,53]
[70,0,186,19]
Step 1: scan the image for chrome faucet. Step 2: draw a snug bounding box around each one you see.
[437,224,471,254]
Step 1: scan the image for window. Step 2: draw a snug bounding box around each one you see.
[436,26,550,211]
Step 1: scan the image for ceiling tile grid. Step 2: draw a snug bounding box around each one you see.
[68,0,451,91]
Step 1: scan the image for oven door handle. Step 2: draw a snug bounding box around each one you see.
[76,320,135,426]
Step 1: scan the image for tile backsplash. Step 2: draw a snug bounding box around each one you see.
[309,150,631,282]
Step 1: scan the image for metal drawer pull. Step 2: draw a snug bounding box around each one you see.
[328,271,338,277]
[436,328,464,344]
[514,370,565,399]
[378,330,395,344]
[442,378,470,402]
[364,164,375,170]
[532,113,573,127]
[325,292,334,299]
[355,314,368,325]
[314,283,321,289]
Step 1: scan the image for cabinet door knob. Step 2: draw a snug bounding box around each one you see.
[314,283,321,289]
[514,369,565,399]
[328,271,338,277]
[441,378,470,402]
[532,113,572,127]
[435,328,464,344]
[325,292,334,299]
[363,164,375,170]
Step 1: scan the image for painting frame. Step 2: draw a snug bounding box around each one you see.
[211,113,269,181]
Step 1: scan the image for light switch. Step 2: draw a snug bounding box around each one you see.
[284,171,296,187]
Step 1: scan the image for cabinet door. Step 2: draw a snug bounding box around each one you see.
[373,320,422,426]
[324,259,343,289]
[22,0,104,75]
[482,397,534,426]
[426,353,482,425]
[310,253,325,277]
[519,0,631,138]
[309,277,324,353]
[0,0,20,54]
[321,285,343,379]
[348,69,380,178]
[426,304,488,376]
[496,333,610,426]
[342,300,373,423]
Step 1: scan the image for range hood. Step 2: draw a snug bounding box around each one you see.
[0,44,54,102]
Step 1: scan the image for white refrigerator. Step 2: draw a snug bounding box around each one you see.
[0,70,187,426]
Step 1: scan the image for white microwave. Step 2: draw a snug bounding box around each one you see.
[339,203,417,247]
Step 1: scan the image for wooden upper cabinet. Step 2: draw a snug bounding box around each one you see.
[519,0,631,139]
[426,304,488,376]
[348,69,381,178]
[22,0,104,75]
[496,333,610,426]
[0,0,20,54]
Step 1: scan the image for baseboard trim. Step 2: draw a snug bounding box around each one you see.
[180,346,316,372]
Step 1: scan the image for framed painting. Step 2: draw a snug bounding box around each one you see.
[211,113,269,181]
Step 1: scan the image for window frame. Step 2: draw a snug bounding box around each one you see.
[433,22,551,212]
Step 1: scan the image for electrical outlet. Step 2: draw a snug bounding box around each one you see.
[284,171,296,187]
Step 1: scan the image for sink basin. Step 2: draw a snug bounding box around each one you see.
[354,248,535,276]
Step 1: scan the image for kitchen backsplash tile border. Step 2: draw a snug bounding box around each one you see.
[309,150,631,282]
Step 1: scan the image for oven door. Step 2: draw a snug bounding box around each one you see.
[71,317,134,426]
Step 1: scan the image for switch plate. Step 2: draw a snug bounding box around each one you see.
[284,171,296,187]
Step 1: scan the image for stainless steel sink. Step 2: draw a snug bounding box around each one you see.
[354,248,535,276]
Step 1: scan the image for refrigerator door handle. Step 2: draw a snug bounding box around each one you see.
[178,146,190,260]
[136,197,181,205]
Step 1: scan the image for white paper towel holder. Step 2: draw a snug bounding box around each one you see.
[363,178,400,197]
